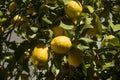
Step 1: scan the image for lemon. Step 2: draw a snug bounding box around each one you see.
[8,2,18,12]
[52,26,64,37]
[104,35,115,42]
[64,0,82,24]
[31,45,49,67]
[67,48,83,67]
[51,36,72,54]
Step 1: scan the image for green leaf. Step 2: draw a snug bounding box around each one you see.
[85,17,92,24]
[51,64,60,77]
[60,21,74,30]
[92,13,102,34]
[109,37,119,46]
[63,0,71,5]
[110,22,120,32]
[102,61,115,70]
[0,10,3,17]
[86,5,94,13]
[80,24,93,34]
[30,26,38,33]
[0,17,7,22]
[79,37,94,43]
[42,15,52,24]
[76,44,89,51]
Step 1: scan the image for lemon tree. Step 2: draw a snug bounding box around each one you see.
[1,0,120,80]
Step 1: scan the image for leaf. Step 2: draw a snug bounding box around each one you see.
[76,44,89,51]
[42,15,52,24]
[60,21,74,30]
[85,17,92,24]
[86,5,94,13]
[30,26,38,33]
[79,37,94,43]
[80,24,93,34]
[110,22,120,32]
[0,17,7,22]
[0,10,3,17]
[109,37,119,46]
[51,64,60,77]
[102,61,115,70]
[92,13,102,34]
[63,0,71,5]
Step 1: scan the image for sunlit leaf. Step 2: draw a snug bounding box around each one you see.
[86,5,94,13]
[79,37,94,43]
[51,64,60,77]
[76,44,89,51]
[110,22,120,32]
[102,61,115,70]
[85,17,92,24]
[42,15,52,24]
[30,26,38,33]
[60,21,74,30]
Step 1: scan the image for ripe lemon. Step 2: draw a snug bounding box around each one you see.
[104,35,115,42]
[8,2,18,12]
[67,48,83,67]
[64,0,82,24]
[31,45,49,67]
[52,26,64,37]
[51,36,72,54]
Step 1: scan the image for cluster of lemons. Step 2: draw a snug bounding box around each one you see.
[31,0,84,68]
[9,0,84,68]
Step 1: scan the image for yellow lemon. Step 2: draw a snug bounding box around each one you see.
[52,26,64,37]
[51,36,72,54]
[64,0,82,24]
[31,45,49,67]
[8,2,18,12]
[67,48,83,67]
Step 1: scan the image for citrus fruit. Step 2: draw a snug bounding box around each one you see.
[64,0,82,24]
[67,48,83,67]
[8,2,18,12]
[52,26,64,37]
[51,36,72,54]
[104,35,115,42]
[31,44,49,67]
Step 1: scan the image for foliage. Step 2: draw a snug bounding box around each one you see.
[0,0,120,80]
